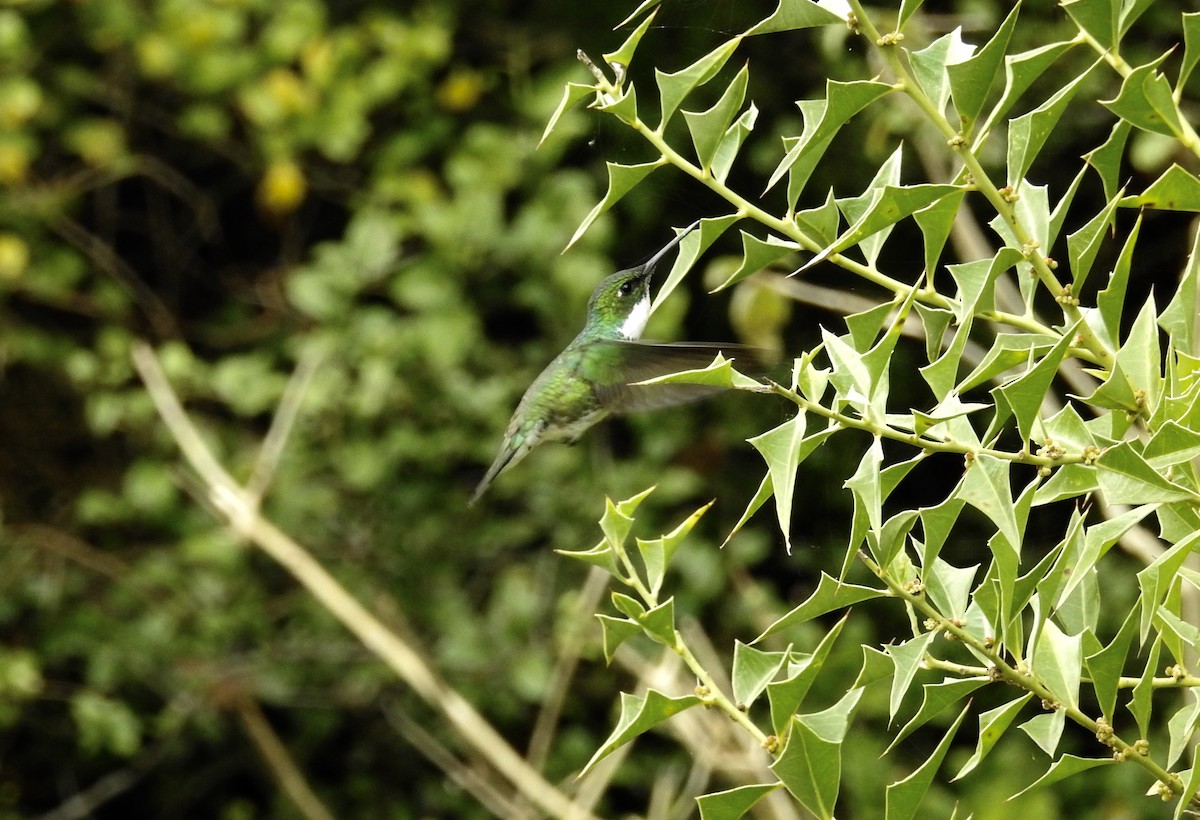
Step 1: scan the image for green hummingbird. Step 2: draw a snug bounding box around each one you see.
[471,223,759,505]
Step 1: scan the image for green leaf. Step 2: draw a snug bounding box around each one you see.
[1158,606,1200,659]
[1119,163,1200,212]
[725,472,773,547]
[1049,163,1089,251]
[1129,638,1161,735]
[1027,509,1083,613]
[925,559,978,620]
[882,454,924,503]
[1085,604,1139,721]
[854,645,895,689]
[581,689,701,776]
[1013,754,1116,798]
[651,214,741,313]
[886,632,937,720]
[795,189,841,248]
[948,247,1024,324]
[1145,421,1200,470]
[713,230,798,291]
[1019,709,1065,755]
[611,591,646,620]
[1066,191,1123,291]
[767,615,849,734]
[603,8,659,71]
[957,333,1057,393]
[918,496,966,567]
[696,784,782,820]
[956,454,1021,552]
[1032,619,1081,709]
[977,41,1076,141]
[1160,501,1200,544]
[1033,464,1099,505]
[954,693,1033,779]
[748,411,808,551]
[913,189,966,278]
[1043,402,1096,453]
[636,501,711,596]
[684,63,749,169]
[1159,227,1200,354]
[1097,210,1140,344]
[913,396,990,440]
[712,101,758,184]
[1118,0,1154,37]
[1080,358,1141,414]
[860,286,923,404]
[1183,12,1200,89]
[1137,530,1200,643]
[754,573,884,643]
[946,3,1020,130]
[730,425,835,548]
[824,330,875,404]
[1096,442,1198,505]
[745,0,844,36]
[1121,304,1173,411]
[639,597,676,646]
[615,0,661,29]
[1084,120,1133,203]
[888,678,987,753]
[593,80,639,123]
[1101,55,1182,138]
[990,184,1050,310]
[897,0,925,31]
[872,510,919,570]
[771,688,863,819]
[1177,765,1200,819]
[804,183,961,271]
[1167,691,1200,769]
[607,487,655,537]
[920,315,974,401]
[884,704,970,820]
[655,38,741,129]
[540,82,594,146]
[845,438,884,549]
[1062,0,1117,50]
[908,29,974,117]
[827,144,899,267]
[597,614,641,664]
[567,161,664,250]
[766,80,894,204]
[795,350,832,401]
[732,641,789,709]
[1007,64,1095,188]
[1053,504,1153,608]
[1158,590,1190,666]
[559,510,630,556]
[845,301,896,351]
[993,324,1075,445]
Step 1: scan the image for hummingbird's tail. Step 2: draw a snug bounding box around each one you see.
[469,444,519,506]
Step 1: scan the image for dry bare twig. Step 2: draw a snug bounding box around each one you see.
[130,339,599,820]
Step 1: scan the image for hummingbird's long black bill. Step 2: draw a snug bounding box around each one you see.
[639,220,701,276]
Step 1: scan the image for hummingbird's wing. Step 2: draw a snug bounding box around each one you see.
[590,340,765,413]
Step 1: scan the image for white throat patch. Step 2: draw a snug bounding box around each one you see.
[619,296,651,339]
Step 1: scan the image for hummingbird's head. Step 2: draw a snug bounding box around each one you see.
[585,222,699,340]
[587,267,653,339]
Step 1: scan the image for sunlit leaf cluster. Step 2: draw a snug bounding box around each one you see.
[547,0,1200,816]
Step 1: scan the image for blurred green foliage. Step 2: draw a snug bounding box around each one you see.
[1,0,1197,817]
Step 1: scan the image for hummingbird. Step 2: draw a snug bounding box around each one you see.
[471,223,759,505]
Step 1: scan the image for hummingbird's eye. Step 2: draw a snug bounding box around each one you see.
[617,281,634,297]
